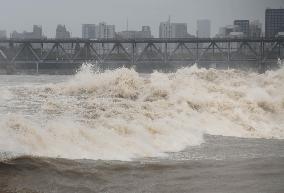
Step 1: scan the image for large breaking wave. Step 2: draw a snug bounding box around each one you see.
[0,63,283,160]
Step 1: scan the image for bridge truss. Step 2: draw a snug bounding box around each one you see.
[0,38,283,71]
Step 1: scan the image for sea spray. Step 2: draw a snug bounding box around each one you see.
[0,64,283,160]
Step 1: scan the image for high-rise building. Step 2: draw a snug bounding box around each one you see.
[159,20,189,38]
[56,25,71,39]
[82,23,116,39]
[265,9,284,38]
[197,19,211,38]
[234,20,250,37]
[159,21,171,38]
[93,22,116,52]
[106,25,116,39]
[32,25,43,39]
[96,22,116,39]
[0,30,7,39]
[249,20,262,38]
[142,26,151,38]
[82,24,96,39]
[171,23,188,38]
[159,20,193,51]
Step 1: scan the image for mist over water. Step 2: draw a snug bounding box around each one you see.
[0,63,283,161]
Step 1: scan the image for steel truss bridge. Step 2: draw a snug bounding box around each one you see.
[0,38,283,72]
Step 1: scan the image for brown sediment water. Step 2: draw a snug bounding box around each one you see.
[0,135,284,193]
[0,64,284,192]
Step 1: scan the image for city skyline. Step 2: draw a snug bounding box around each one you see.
[0,0,283,38]
[0,16,277,39]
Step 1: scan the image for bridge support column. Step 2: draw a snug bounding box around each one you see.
[227,41,231,69]
[36,62,39,74]
[164,42,168,65]
[259,41,265,73]
[132,43,136,66]
[196,42,199,65]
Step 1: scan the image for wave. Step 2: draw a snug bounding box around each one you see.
[0,63,283,160]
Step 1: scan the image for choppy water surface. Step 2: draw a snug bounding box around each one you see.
[0,64,284,193]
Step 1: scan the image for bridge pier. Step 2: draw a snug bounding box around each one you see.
[227,42,231,69]
[164,42,168,65]
[36,62,39,74]
[132,43,136,66]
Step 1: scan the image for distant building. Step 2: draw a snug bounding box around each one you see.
[249,20,262,38]
[159,19,194,51]
[32,25,43,39]
[90,22,115,52]
[10,31,22,39]
[11,25,43,39]
[171,23,188,38]
[0,30,7,39]
[159,21,171,38]
[116,26,152,51]
[56,25,71,39]
[159,20,190,38]
[82,24,96,39]
[96,23,105,39]
[234,20,250,37]
[106,25,116,39]
[197,19,211,38]
[216,25,243,48]
[142,26,151,38]
[216,25,239,37]
[117,26,152,39]
[96,22,115,39]
[265,9,284,38]
[82,23,116,39]
[218,20,262,38]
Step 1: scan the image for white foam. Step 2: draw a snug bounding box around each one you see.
[0,63,283,160]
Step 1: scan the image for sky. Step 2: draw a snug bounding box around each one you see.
[0,0,283,38]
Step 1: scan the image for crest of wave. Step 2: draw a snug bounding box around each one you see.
[172,64,284,138]
[0,112,203,160]
[54,63,143,99]
[1,63,283,161]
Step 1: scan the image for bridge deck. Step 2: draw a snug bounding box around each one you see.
[0,37,283,44]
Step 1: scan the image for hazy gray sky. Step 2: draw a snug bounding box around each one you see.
[0,0,283,37]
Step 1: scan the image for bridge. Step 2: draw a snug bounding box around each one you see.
[0,37,283,72]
